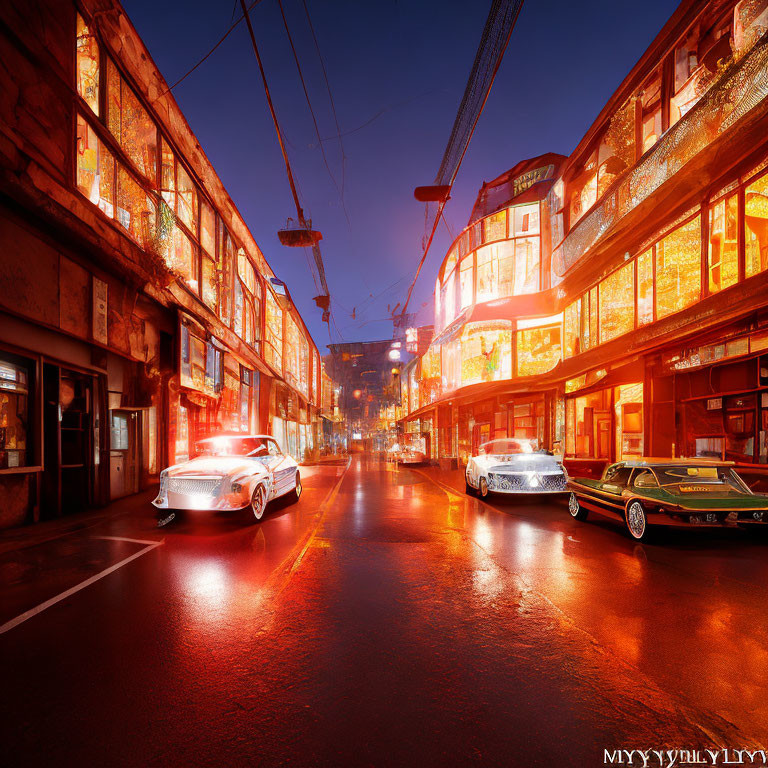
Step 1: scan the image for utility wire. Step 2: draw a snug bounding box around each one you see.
[154,0,265,101]
[301,0,349,218]
[276,0,350,227]
[401,0,523,317]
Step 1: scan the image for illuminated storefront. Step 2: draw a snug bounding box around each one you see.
[401,0,768,470]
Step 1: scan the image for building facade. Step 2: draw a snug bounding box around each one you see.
[402,0,768,475]
[0,0,329,527]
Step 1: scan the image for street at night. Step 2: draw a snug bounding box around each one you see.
[2,456,768,765]
[5,0,768,764]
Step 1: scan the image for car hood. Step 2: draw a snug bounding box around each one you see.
[165,456,265,479]
[642,487,768,510]
[477,454,563,472]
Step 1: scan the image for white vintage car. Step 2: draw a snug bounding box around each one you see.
[152,434,301,523]
[465,438,568,498]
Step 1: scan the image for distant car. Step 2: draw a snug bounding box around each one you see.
[152,434,301,522]
[567,459,768,542]
[465,438,568,498]
[390,437,427,466]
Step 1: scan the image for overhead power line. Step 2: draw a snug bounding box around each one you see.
[401,0,524,317]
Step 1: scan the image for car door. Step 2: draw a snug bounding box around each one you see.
[592,463,633,519]
[266,439,295,497]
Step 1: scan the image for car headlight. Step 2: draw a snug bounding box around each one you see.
[231,482,243,494]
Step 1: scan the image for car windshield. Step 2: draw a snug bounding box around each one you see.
[652,465,752,494]
[195,436,272,457]
[480,439,535,455]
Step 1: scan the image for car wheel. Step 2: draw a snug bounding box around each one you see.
[625,500,651,542]
[478,477,489,498]
[288,471,302,504]
[568,492,588,521]
[250,484,267,521]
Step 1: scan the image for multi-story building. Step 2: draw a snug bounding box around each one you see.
[402,0,768,475]
[0,0,328,527]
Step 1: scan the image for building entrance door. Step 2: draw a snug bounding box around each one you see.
[594,411,612,459]
[110,409,140,499]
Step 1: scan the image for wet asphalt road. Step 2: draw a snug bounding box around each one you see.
[1,455,767,767]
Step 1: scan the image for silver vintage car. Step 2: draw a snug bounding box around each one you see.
[153,434,301,523]
[465,438,568,498]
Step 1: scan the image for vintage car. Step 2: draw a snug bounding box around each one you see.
[152,434,301,523]
[391,434,428,466]
[465,438,568,498]
[567,458,768,541]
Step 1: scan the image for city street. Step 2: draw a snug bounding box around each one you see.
[2,456,767,766]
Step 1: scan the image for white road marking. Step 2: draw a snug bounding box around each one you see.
[94,535,162,546]
[0,539,163,635]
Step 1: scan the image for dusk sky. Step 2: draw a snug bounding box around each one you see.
[123,0,680,349]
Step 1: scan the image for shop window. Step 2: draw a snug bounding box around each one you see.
[585,287,598,351]
[220,227,234,326]
[708,193,739,293]
[513,203,540,236]
[460,323,511,386]
[0,355,30,468]
[176,163,197,236]
[640,69,662,153]
[568,389,611,459]
[106,59,157,182]
[470,220,483,249]
[637,248,654,325]
[200,198,215,256]
[745,171,768,277]
[163,222,197,290]
[599,260,634,343]
[564,300,581,358]
[76,14,99,115]
[517,325,561,377]
[614,383,644,460]
[655,216,701,320]
[459,255,474,310]
[458,232,470,259]
[442,339,461,393]
[181,330,205,390]
[265,289,283,373]
[476,244,497,303]
[117,165,156,249]
[76,115,114,217]
[484,210,507,243]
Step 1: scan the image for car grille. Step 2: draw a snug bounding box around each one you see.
[487,472,566,492]
[168,477,222,496]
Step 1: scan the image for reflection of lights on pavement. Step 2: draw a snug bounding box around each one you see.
[186,560,229,618]
[516,522,535,564]
[474,516,493,549]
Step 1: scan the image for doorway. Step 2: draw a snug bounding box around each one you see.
[110,409,140,499]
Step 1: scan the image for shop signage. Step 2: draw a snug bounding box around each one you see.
[512,164,555,198]
[706,398,723,410]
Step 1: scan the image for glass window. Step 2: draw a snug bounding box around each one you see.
[459,255,474,309]
[655,216,701,320]
[76,14,99,115]
[201,255,217,310]
[484,210,507,242]
[570,153,598,225]
[637,249,654,325]
[106,59,157,182]
[599,261,634,343]
[0,355,30,469]
[200,198,215,256]
[160,139,175,210]
[587,287,598,350]
[444,269,456,327]
[708,193,739,293]
[564,300,581,358]
[434,278,441,331]
[285,313,300,388]
[746,171,768,278]
[238,249,256,294]
[116,165,155,249]
[513,203,540,236]
[76,114,114,217]
[176,163,197,236]
[163,222,197,290]
[220,227,234,325]
[265,289,283,373]
[233,279,243,338]
[476,245,497,303]
[513,237,540,294]
[640,70,662,153]
[461,323,512,385]
[517,325,561,377]
[299,333,310,397]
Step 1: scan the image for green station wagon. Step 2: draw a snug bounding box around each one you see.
[567,459,768,542]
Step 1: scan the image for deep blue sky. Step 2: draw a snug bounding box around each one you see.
[123,0,680,348]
